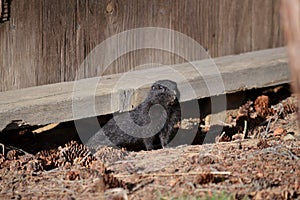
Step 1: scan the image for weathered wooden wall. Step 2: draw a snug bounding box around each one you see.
[0,0,284,92]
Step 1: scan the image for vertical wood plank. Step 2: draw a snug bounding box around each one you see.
[0,0,41,91]
[0,0,284,92]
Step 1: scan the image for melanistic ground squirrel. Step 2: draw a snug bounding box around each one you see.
[87,80,181,151]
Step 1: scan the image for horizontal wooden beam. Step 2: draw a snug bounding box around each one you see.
[0,47,289,131]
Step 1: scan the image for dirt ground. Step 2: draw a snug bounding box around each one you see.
[0,85,300,200]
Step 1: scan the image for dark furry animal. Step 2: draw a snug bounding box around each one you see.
[86,80,181,151]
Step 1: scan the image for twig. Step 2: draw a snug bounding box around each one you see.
[193,188,214,193]
[0,143,5,155]
[247,145,299,160]
[79,151,92,164]
[6,145,30,155]
[32,123,60,134]
[130,179,154,193]
[42,168,69,174]
[263,104,283,138]
[217,131,226,143]
[113,171,231,178]
[148,183,171,190]
[261,146,299,160]
[185,182,196,190]
[242,120,247,140]
[272,103,283,125]
[105,188,128,200]
[263,117,272,137]
[218,120,233,127]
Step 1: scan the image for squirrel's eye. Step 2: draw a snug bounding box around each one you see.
[151,86,156,90]
[158,85,165,91]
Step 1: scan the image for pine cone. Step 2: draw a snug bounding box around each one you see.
[6,150,18,160]
[254,95,270,118]
[282,96,297,115]
[237,101,254,119]
[26,159,44,172]
[36,149,59,170]
[90,160,126,189]
[56,141,94,169]
[94,146,129,164]
[271,96,297,118]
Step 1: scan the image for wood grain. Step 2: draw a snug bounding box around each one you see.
[0,0,284,92]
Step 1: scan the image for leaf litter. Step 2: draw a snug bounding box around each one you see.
[0,85,299,199]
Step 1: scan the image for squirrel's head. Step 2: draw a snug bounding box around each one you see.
[147,80,180,106]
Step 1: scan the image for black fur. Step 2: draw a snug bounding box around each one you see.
[86,80,181,151]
